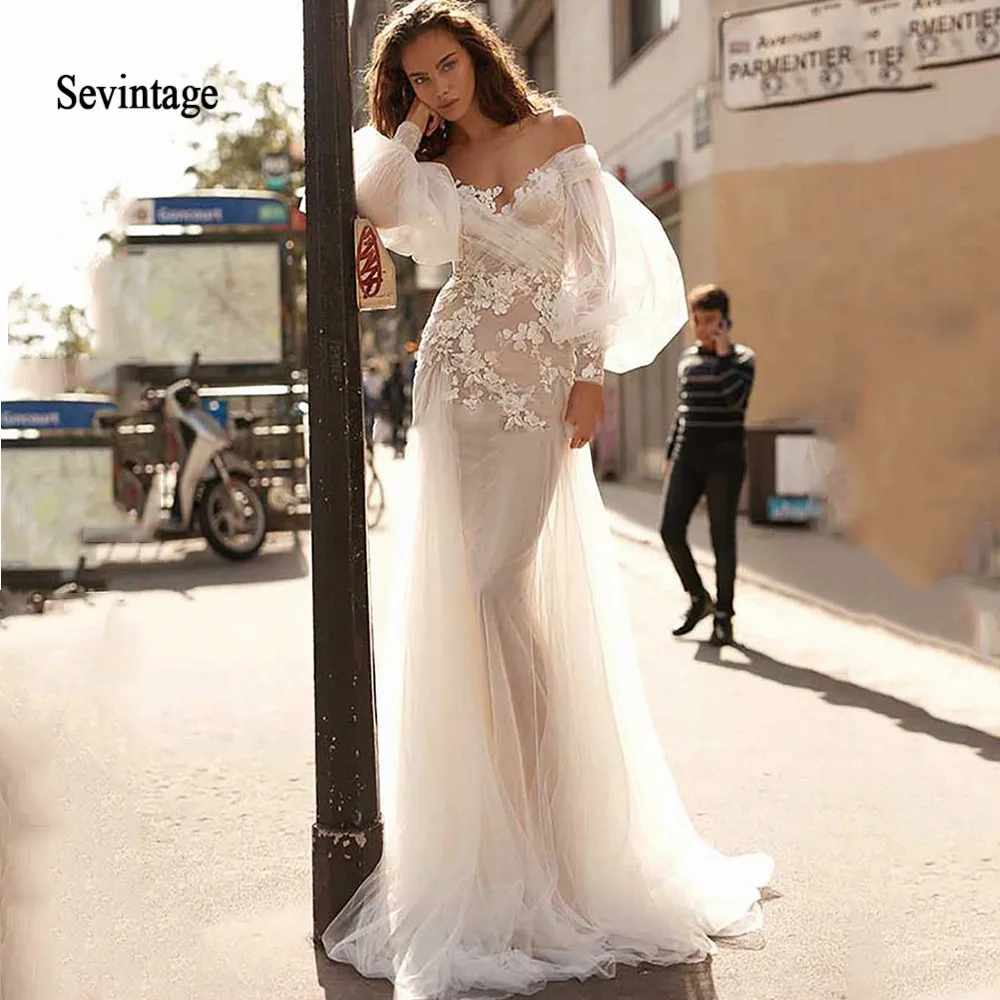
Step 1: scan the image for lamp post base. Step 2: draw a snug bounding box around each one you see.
[312,819,384,943]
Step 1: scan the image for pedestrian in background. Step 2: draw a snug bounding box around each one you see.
[362,360,386,450]
[660,284,756,647]
[380,358,410,458]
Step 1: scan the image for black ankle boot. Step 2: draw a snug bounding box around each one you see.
[709,612,734,647]
[672,593,715,637]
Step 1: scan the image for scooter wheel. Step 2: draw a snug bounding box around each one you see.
[198,473,268,561]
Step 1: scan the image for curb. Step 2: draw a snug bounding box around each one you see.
[604,510,997,667]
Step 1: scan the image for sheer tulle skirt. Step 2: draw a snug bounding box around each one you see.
[322,365,773,1000]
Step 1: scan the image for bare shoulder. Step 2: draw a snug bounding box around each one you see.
[549,108,587,148]
[523,109,586,159]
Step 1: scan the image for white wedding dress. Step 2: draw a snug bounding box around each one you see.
[321,120,773,1000]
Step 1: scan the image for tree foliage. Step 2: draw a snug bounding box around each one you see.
[7,286,93,359]
[185,65,304,192]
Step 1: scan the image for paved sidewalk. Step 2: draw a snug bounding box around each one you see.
[2,450,998,1000]
[599,478,982,657]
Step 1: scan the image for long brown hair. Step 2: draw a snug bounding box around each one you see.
[365,0,553,161]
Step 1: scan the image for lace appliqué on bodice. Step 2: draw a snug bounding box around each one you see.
[419,164,604,432]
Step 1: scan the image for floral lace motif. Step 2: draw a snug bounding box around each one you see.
[418,164,605,433]
[454,182,503,213]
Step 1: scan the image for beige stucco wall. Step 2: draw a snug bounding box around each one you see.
[714,135,1000,585]
[677,177,717,289]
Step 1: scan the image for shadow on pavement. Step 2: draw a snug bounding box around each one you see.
[694,641,1000,763]
[100,532,310,595]
[599,481,973,653]
[315,950,391,999]
[315,950,719,1000]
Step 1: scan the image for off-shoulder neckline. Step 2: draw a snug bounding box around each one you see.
[448,142,593,216]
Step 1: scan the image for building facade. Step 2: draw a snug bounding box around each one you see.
[494,0,1000,589]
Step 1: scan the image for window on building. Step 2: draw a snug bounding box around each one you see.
[527,16,556,95]
[614,0,679,74]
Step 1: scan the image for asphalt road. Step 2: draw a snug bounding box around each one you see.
[2,452,998,1000]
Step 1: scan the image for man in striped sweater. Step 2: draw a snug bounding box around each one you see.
[660,284,755,647]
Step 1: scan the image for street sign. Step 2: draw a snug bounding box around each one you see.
[1,397,115,431]
[122,195,289,228]
[261,149,292,191]
[897,0,1000,67]
[721,0,929,110]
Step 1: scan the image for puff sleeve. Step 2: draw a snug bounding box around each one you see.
[554,145,688,375]
[299,122,461,266]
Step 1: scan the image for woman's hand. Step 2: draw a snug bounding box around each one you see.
[406,99,444,138]
[564,381,605,450]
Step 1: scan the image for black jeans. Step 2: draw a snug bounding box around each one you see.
[659,439,747,616]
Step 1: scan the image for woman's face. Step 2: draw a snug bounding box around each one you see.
[400,28,476,122]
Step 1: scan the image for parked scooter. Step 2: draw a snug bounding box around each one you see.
[83,354,268,560]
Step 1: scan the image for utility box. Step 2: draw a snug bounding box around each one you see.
[746,426,836,526]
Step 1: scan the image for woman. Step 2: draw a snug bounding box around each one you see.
[323,3,773,997]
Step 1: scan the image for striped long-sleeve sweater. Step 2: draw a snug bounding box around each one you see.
[665,343,756,462]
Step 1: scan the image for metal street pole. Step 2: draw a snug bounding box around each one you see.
[302,0,382,944]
